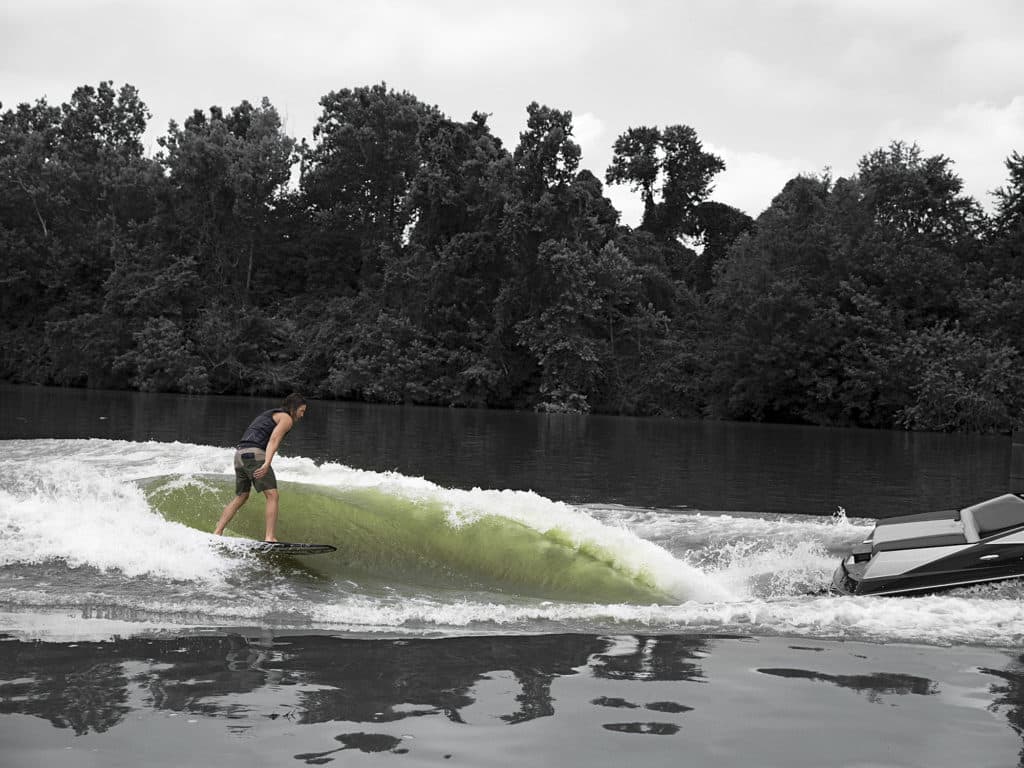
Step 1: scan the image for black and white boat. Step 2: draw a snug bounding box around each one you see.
[832,493,1024,596]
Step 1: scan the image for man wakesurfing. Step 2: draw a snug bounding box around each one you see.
[214,393,307,542]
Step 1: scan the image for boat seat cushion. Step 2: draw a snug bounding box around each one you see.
[871,518,968,550]
[961,494,1024,539]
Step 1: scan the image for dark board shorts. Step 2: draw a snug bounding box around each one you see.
[233,447,277,495]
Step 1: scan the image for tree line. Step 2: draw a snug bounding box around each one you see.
[2,81,1023,432]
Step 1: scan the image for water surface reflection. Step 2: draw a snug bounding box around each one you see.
[2,631,1022,766]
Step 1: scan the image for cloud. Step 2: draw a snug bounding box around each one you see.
[883,97,1024,209]
[567,111,644,226]
[4,0,1023,223]
[571,112,605,164]
[604,185,645,229]
[945,37,1024,97]
[706,144,805,219]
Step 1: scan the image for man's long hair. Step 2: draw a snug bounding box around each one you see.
[283,393,307,416]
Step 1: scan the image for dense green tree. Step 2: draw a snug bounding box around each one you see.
[0,95,64,377]
[408,110,509,247]
[992,151,1024,252]
[893,324,1024,433]
[705,175,839,421]
[513,102,581,196]
[5,80,1024,432]
[604,126,661,223]
[514,239,629,412]
[606,124,725,241]
[959,150,1024,362]
[848,141,982,324]
[493,103,597,407]
[704,145,1009,430]
[157,98,295,303]
[689,201,754,292]
[324,108,515,406]
[46,83,158,316]
[0,82,160,385]
[0,97,62,243]
[79,96,302,395]
[302,83,440,296]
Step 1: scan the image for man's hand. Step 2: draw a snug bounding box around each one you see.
[254,462,271,479]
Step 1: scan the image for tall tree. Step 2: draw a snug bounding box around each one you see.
[328,110,515,407]
[513,102,581,195]
[961,150,1024,359]
[157,97,295,303]
[604,126,660,224]
[0,82,160,386]
[606,124,725,240]
[850,141,982,324]
[689,201,754,291]
[987,150,1024,274]
[0,97,62,321]
[495,103,623,407]
[705,175,839,422]
[302,83,440,296]
[514,239,619,412]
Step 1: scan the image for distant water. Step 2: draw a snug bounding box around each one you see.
[0,383,1011,516]
[2,385,1023,766]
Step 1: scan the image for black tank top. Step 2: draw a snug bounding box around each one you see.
[238,408,286,449]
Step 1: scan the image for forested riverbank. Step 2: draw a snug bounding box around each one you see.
[2,81,1023,431]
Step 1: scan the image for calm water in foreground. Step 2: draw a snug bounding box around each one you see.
[2,384,1023,767]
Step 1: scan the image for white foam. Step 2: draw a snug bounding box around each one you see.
[290,592,1024,647]
[0,611,191,643]
[4,580,1024,646]
[579,505,871,600]
[0,450,233,581]
[6,439,1024,648]
[0,585,299,623]
[698,537,838,599]
[590,506,872,549]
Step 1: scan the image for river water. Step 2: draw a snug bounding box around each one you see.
[2,384,1023,767]
[1,382,1011,515]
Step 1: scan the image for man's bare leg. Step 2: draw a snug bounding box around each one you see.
[264,489,280,542]
[214,492,250,535]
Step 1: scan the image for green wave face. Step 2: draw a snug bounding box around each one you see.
[142,475,669,604]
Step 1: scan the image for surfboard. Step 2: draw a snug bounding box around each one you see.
[247,541,337,555]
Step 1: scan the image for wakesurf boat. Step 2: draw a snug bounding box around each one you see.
[832,493,1024,596]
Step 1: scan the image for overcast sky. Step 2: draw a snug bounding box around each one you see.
[3,0,1023,224]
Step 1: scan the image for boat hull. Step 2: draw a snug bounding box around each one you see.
[831,493,1024,596]
[832,549,1024,596]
